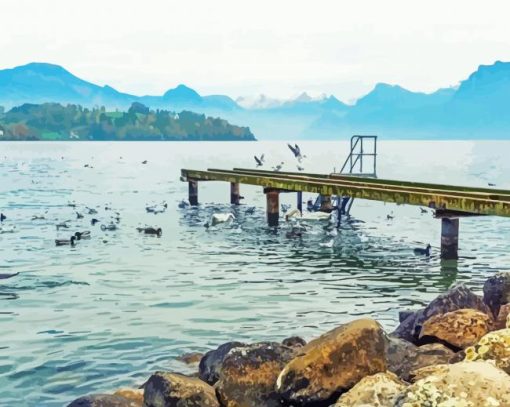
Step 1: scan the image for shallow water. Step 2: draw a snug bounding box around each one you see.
[0,140,510,406]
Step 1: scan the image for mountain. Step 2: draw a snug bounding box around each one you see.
[1,60,510,139]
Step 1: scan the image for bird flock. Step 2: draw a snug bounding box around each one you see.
[254,143,307,172]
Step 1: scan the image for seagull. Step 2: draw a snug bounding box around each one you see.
[260,154,265,163]
[420,208,428,214]
[288,143,305,162]
[136,226,162,236]
[74,231,91,240]
[488,182,496,187]
[76,212,84,219]
[297,165,304,171]
[319,239,334,248]
[281,204,291,213]
[414,244,431,256]
[101,223,117,231]
[210,213,235,226]
[142,160,148,164]
[272,162,284,172]
[254,155,264,167]
[387,214,394,220]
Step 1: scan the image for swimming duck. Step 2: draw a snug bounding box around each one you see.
[100,223,117,231]
[0,226,16,234]
[76,212,84,219]
[56,221,70,230]
[0,213,6,222]
[178,199,190,209]
[86,207,98,215]
[90,218,100,226]
[136,227,162,236]
[74,231,91,240]
[55,236,76,246]
[414,244,431,256]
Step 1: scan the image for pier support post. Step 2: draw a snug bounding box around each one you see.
[188,180,198,206]
[320,195,333,212]
[265,188,280,227]
[441,218,459,260]
[297,191,303,214]
[230,182,241,205]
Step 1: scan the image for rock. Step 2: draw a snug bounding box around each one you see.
[276,319,388,406]
[215,342,295,407]
[419,308,491,349]
[282,336,306,348]
[198,341,245,385]
[483,271,510,317]
[398,310,415,323]
[176,352,204,366]
[393,283,491,343]
[143,371,219,407]
[394,361,510,406]
[464,328,510,374]
[334,371,407,407]
[386,336,454,381]
[493,303,510,330]
[113,389,143,406]
[67,394,139,407]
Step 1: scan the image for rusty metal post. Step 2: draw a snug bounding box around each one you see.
[230,182,240,205]
[441,218,459,260]
[320,195,333,212]
[297,191,303,214]
[265,189,280,227]
[188,180,198,206]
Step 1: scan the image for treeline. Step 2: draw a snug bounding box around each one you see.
[0,102,255,141]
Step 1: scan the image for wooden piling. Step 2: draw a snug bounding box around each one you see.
[230,182,240,205]
[188,180,198,206]
[297,191,303,214]
[441,218,459,260]
[265,188,280,227]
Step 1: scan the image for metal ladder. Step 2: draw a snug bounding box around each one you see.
[339,135,377,177]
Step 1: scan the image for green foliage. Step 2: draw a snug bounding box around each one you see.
[0,102,255,141]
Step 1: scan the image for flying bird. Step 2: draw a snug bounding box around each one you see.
[272,162,284,172]
[254,155,264,167]
[288,143,305,162]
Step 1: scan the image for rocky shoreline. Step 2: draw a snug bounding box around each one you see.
[68,273,510,407]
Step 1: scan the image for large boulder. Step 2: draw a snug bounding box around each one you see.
[393,283,491,343]
[493,303,510,330]
[276,319,388,406]
[394,361,510,406]
[386,336,454,381]
[464,328,510,374]
[215,342,295,407]
[113,389,143,407]
[334,371,406,407]
[198,341,245,385]
[483,272,510,317]
[419,308,491,349]
[143,371,219,407]
[68,394,140,407]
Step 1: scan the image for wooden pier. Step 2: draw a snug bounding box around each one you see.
[181,167,510,259]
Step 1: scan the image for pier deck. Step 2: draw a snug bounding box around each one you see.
[181,167,510,259]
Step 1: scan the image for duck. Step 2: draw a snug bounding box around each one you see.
[56,221,70,230]
[101,223,117,231]
[74,231,91,240]
[414,244,431,256]
[31,214,46,220]
[55,236,76,246]
[387,214,394,220]
[86,207,98,215]
[90,218,100,226]
[136,227,162,236]
[76,212,84,219]
[178,199,190,209]
[420,208,428,214]
[0,225,16,234]
[0,213,6,222]
[210,213,235,226]
[245,207,256,215]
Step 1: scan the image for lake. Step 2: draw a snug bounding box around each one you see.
[1,140,510,406]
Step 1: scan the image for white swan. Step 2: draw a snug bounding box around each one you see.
[285,209,331,222]
[210,213,235,226]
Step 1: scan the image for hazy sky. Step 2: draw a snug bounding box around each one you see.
[2,0,510,101]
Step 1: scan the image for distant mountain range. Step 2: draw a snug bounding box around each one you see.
[1,61,510,139]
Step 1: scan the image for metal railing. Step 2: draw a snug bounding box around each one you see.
[339,135,377,177]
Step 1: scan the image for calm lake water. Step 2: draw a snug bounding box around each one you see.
[1,140,510,406]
